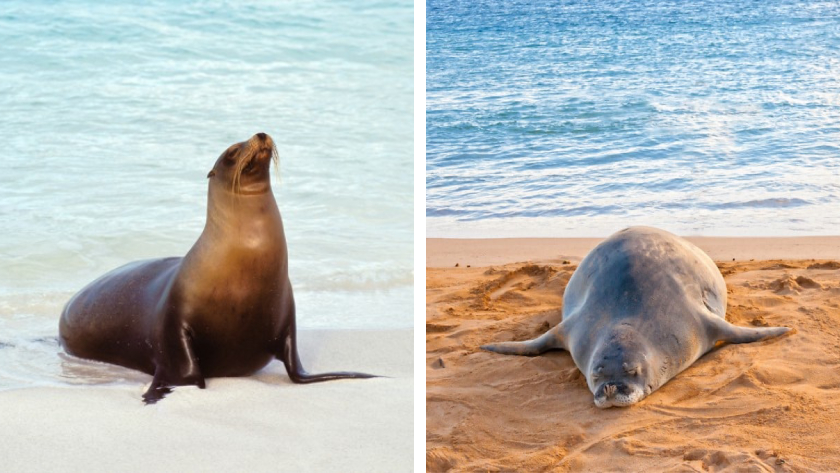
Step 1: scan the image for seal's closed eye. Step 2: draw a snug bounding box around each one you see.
[623,363,640,376]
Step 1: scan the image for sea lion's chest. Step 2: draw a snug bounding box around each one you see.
[166,237,290,375]
[172,278,285,376]
[168,255,285,345]
[182,275,284,329]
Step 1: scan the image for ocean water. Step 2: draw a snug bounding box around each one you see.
[427,0,840,237]
[0,0,412,388]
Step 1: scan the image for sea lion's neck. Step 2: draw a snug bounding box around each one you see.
[202,186,284,245]
[180,185,287,278]
[172,184,287,309]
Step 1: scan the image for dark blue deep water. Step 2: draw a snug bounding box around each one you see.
[427,0,840,237]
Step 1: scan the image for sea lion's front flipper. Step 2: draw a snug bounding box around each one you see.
[480,323,567,356]
[703,313,792,345]
[276,328,378,383]
[142,366,174,404]
[142,323,205,404]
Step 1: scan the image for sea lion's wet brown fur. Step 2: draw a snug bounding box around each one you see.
[59,133,374,403]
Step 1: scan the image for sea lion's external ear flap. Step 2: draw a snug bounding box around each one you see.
[207,170,216,178]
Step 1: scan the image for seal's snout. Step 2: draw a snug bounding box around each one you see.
[602,381,626,399]
[256,132,267,141]
[593,380,646,408]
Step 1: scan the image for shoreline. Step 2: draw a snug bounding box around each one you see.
[427,235,840,267]
[0,328,412,473]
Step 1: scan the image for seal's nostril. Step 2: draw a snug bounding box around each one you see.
[256,132,267,140]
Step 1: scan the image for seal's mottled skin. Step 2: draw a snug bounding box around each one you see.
[59,133,374,403]
[482,226,791,408]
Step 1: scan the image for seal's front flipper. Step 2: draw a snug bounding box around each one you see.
[142,323,206,404]
[481,324,566,356]
[277,332,378,383]
[705,315,792,345]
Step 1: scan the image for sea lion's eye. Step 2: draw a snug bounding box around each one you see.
[223,148,238,164]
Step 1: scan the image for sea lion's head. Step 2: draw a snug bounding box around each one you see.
[587,325,657,408]
[207,132,278,195]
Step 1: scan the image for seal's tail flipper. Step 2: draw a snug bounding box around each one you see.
[280,332,378,383]
[480,325,566,356]
[705,315,793,345]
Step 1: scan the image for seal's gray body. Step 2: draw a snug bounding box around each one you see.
[482,227,790,408]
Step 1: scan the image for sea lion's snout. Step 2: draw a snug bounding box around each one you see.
[210,134,279,195]
[248,133,276,162]
[251,132,273,148]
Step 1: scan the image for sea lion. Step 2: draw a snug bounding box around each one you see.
[481,226,791,408]
[59,132,375,403]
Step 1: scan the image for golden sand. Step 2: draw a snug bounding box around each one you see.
[427,238,840,471]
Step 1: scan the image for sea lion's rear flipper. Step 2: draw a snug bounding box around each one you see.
[142,323,206,404]
[277,330,378,383]
[704,314,792,345]
[480,323,567,356]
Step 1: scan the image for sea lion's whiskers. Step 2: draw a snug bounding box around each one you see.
[230,141,254,194]
[230,141,280,193]
[270,143,281,185]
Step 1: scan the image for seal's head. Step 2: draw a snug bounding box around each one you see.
[587,325,657,408]
[207,132,279,195]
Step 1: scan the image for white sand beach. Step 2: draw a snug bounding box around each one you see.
[0,329,412,473]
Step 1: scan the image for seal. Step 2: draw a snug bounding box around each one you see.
[59,132,375,403]
[481,226,791,408]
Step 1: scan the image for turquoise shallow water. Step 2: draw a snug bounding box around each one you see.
[0,1,412,387]
[427,0,840,237]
